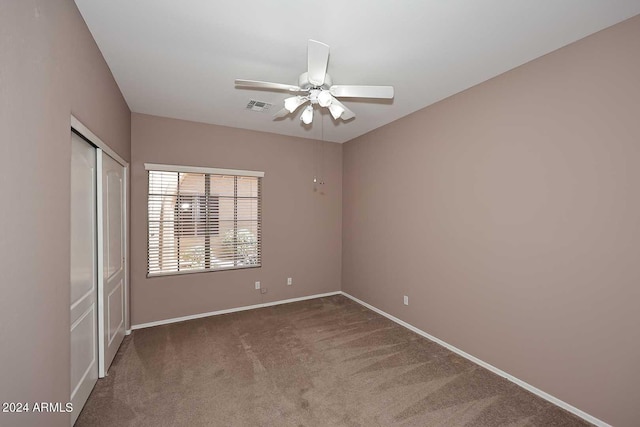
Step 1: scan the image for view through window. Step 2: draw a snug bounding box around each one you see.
[147,169,261,276]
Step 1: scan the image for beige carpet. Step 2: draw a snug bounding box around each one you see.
[77,295,590,426]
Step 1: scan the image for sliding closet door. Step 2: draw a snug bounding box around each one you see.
[70,132,98,425]
[97,150,126,376]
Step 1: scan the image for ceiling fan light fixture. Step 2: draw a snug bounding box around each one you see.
[328,103,344,120]
[301,105,314,124]
[317,90,333,107]
[284,96,306,113]
[235,40,394,126]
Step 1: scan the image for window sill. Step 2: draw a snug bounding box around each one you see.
[147,264,261,278]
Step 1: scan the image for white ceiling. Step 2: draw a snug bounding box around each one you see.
[75,1,640,143]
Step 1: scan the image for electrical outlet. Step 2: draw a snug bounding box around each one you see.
[261,287,268,294]
[255,281,261,290]
[287,277,293,286]
[403,295,409,306]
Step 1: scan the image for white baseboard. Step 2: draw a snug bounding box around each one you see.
[340,291,609,427]
[131,291,341,330]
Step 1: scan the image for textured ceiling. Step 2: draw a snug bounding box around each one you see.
[75,0,640,143]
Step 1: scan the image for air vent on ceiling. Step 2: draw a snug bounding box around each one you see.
[246,100,272,112]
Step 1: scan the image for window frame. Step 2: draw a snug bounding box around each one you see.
[145,163,264,277]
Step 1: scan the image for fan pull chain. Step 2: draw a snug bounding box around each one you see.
[318,113,325,185]
[313,122,319,189]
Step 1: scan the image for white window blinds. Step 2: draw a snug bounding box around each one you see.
[147,166,262,276]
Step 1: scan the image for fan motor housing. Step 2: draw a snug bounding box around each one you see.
[298,72,332,90]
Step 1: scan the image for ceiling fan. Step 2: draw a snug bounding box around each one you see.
[235,40,394,125]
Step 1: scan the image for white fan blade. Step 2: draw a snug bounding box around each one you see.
[307,40,330,86]
[330,98,355,120]
[330,85,394,99]
[235,79,302,92]
[273,108,291,118]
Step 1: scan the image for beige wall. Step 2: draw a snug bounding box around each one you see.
[130,113,342,325]
[342,15,640,427]
[0,1,130,426]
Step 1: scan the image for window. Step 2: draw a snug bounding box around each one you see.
[146,164,263,276]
